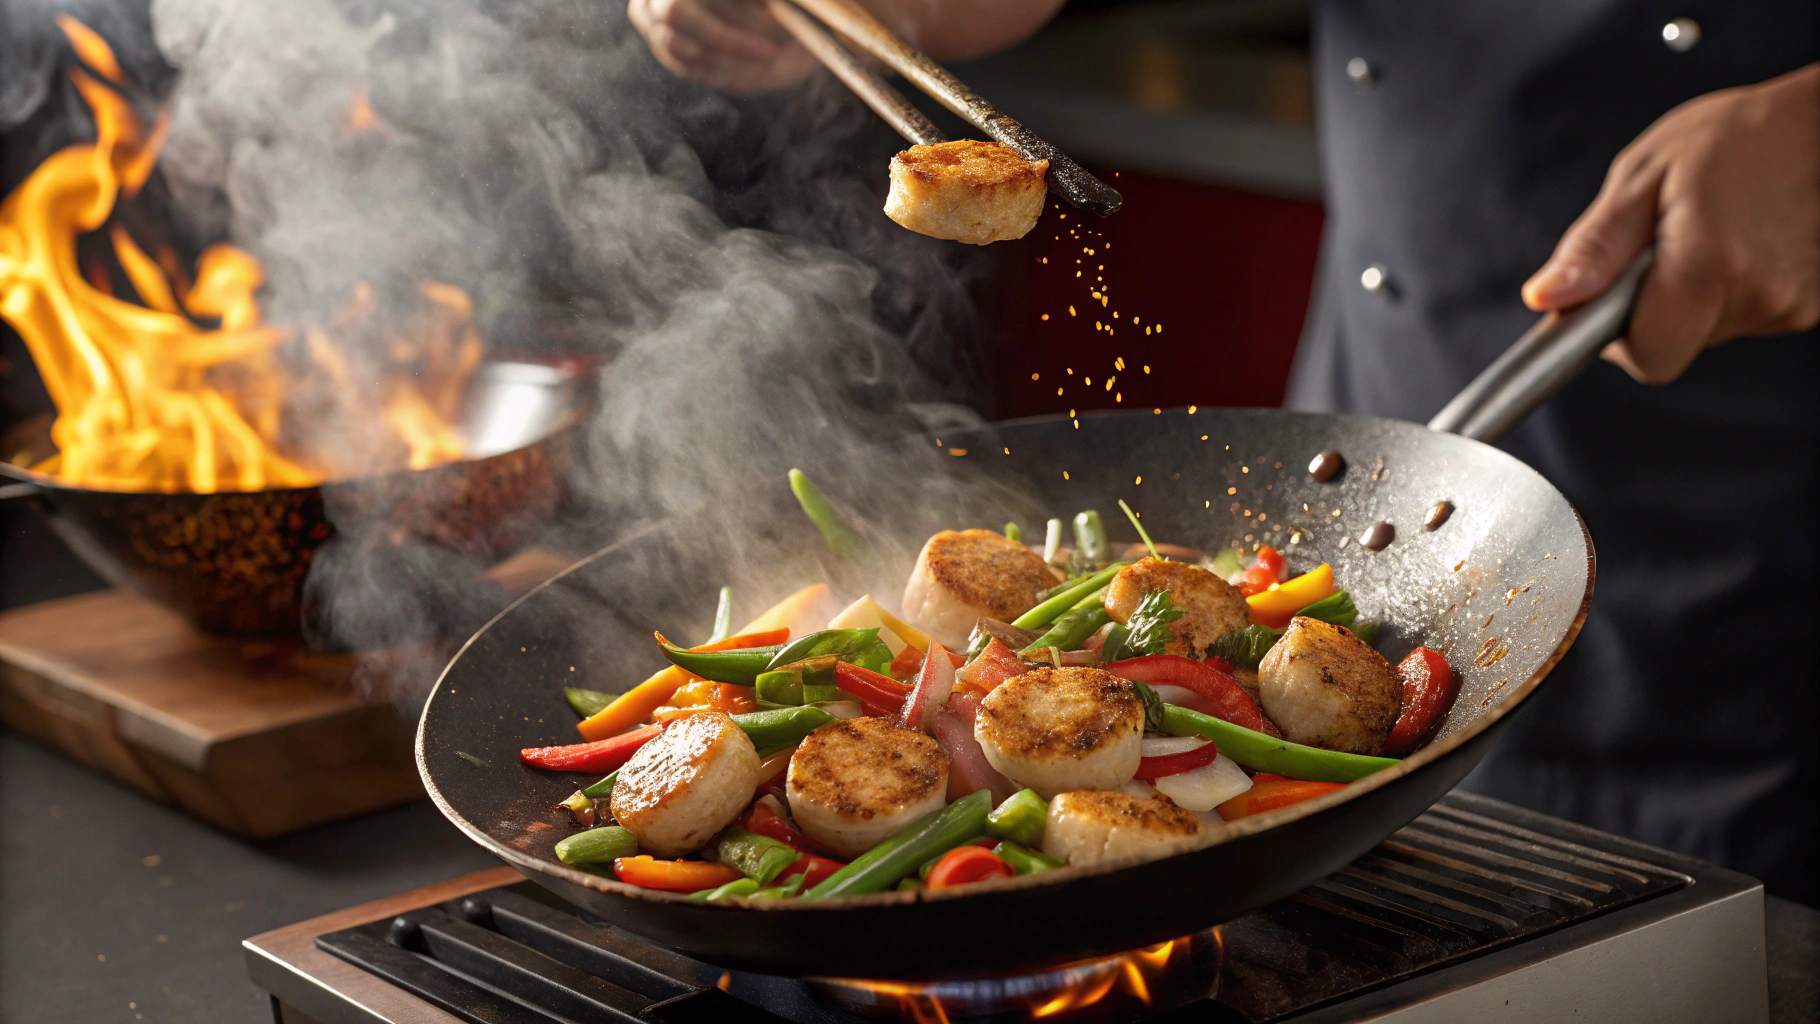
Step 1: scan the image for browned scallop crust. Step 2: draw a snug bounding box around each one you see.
[884,141,1049,245]
[976,667,1143,760]
[1102,557,1250,657]
[1055,788,1200,838]
[787,718,949,821]
[1258,617,1399,754]
[921,529,1060,623]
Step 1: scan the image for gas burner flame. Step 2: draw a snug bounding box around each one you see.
[826,936,1189,1022]
[0,19,477,493]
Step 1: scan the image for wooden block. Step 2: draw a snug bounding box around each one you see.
[0,589,428,838]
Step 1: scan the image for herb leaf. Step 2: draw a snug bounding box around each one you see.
[1208,624,1282,669]
[1131,680,1168,732]
[1125,590,1185,657]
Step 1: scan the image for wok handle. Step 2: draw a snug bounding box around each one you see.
[1428,248,1654,443]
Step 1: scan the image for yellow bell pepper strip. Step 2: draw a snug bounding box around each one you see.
[576,626,788,741]
[612,856,744,892]
[1246,563,1334,628]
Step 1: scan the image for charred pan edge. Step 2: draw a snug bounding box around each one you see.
[418,424,1596,912]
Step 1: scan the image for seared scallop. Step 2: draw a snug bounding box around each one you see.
[884,140,1049,245]
[1258,616,1401,755]
[1102,558,1249,657]
[902,529,1063,649]
[974,667,1144,799]
[610,713,760,857]
[1041,789,1201,867]
[786,717,950,858]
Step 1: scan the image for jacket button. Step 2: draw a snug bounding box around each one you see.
[1360,264,1389,293]
[1662,18,1700,52]
[1347,57,1375,87]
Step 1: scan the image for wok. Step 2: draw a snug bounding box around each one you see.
[415,256,1650,978]
[0,359,583,637]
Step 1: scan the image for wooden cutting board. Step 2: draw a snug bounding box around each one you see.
[0,547,573,838]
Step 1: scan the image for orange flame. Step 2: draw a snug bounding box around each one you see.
[835,937,1186,1022]
[0,20,473,492]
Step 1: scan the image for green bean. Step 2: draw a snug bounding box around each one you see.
[1021,604,1110,655]
[730,706,835,750]
[802,791,994,899]
[993,841,1062,875]
[1161,704,1398,783]
[553,826,638,866]
[710,828,800,885]
[708,586,735,644]
[985,789,1047,847]
[1012,562,1128,629]
[688,878,761,902]
[1042,518,1065,563]
[789,468,864,557]
[1073,510,1109,565]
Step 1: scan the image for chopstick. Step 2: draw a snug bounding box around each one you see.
[775,0,1123,217]
[762,0,945,146]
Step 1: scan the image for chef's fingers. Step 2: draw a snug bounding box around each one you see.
[1600,233,1727,384]
[630,0,781,63]
[1522,149,1665,312]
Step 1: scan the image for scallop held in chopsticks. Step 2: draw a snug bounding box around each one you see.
[884,140,1049,245]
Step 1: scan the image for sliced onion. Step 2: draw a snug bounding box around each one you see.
[1140,735,1211,758]
[899,641,957,734]
[1150,684,1217,716]
[933,709,1016,805]
[814,701,864,720]
[1151,754,1252,812]
[1119,779,1158,799]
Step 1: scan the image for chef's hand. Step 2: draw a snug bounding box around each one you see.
[1521,62,1820,384]
[627,0,816,94]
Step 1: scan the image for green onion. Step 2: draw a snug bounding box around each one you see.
[1042,518,1065,563]
[789,468,862,557]
[553,826,638,866]
[708,586,735,644]
[1073,510,1109,566]
[1118,499,1160,560]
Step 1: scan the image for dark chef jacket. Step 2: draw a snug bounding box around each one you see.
[1289,1,1820,903]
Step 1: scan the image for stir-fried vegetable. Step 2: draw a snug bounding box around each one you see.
[710,828,802,885]
[707,587,735,644]
[1215,774,1346,820]
[1004,522,1022,543]
[1020,597,1112,655]
[992,841,1062,875]
[801,790,993,899]
[613,856,744,892]
[1103,656,1262,732]
[521,724,660,773]
[984,788,1047,847]
[554,826,638,866]
[1073,509,1110,566]
[1247,564,1334,627]
[564,688,616,718]
[1207,623,1281,668]
[1385,647,1458,754]
[1294,589,1359,627]
[1161,704,1397,783]
[831,662,911,716]
[1134,737,1220,780]
[579,627,790,741]
[1012,562,1128,630]
[688,877,761,901]
[789,468,864,557]
[1042,518,1065,563]
[755,655,839,705]
[924,845,1013,890]
[1114,590,1183,658]
[1207,546,1245,582]
[581,770,617,800]
[1118,499,1161,561]
[730,706,836,750]
[767,628,893,676]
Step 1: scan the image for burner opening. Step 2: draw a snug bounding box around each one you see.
[809,932,1218,1022]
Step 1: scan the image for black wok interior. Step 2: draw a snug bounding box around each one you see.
[418,408,1592,978]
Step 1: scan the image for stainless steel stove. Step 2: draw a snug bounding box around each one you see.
[244,792,1769,1024]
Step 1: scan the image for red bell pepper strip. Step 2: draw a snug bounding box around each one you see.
[779,854,847,889]
[833,662,910,714]
[1134,739,1221,781]
[612,856,745,892]
[1384,647,1458,755]
[746,800,813,854]
[1101,655,1264,732]
[1215,776,1345,820]
[521,724,660,773]
[924,845,1013,890]
[954,638,1029,693]
[889,644,925,680]
[1254,545,1286,579]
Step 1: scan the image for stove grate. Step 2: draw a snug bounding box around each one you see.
[313,792,1692,1023]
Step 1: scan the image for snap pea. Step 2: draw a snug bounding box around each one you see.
[581,770,617,800]
[767,630,891,676]
[756,654,840,706]
[985,789,1047,847]
[730,706,835,750]
[688,877,761,901]
[802,791,994,899]
[1161,704,1398,783]
[1073,509,1110,565]
[993,841,1062,875]
[658,641,785,685]
[710,828,800,885]
[1012,562,1128,629]
[554,826,638,866]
